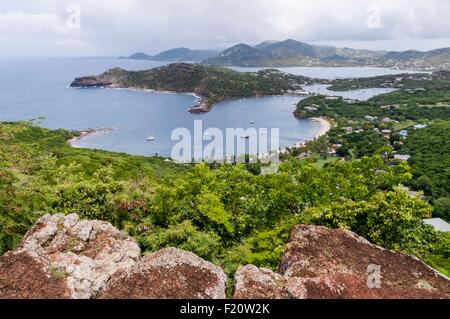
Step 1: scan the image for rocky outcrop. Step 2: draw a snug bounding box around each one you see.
[70,68,127,88]
[188,98,212,114]
[0,214,227,299]
[234,225,450,299]
[70,77,122,88]
[233,265,291,299]
[0,214,141,299]
[100,248,227,299]
[2,217,449,299]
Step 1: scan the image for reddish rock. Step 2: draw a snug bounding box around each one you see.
[0,214,141,299]
[100,248,227,299]
[233,265,291,299]
[0,251,72,299]
[188,98,211,114]
[234,225,450,299]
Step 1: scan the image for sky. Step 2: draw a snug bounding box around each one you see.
[1,0,450,56]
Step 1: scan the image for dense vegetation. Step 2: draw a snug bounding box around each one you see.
[329,70,450,91]
[295,91,450,122]
[1,121,448,279]
[0,121,186,253]
[71,63,318,108]
[399,121,450,221]
[295,78,450,226]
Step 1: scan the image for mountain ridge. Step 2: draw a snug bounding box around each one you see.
[123,47,219,62]
[125,39,450,70]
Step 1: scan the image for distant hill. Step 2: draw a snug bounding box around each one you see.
[208,44,271,67]
[254,40,280,50]
[124,40,450,70]
[152,48,219,61]
[204,39,450,70]
[381,47,450,70]
[128,52,153,60]
[125,48,219,62]
[204,39,384,67]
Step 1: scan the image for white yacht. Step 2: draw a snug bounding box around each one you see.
[146,130,155,141]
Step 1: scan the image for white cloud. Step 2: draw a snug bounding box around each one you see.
[0,12,68,39]
[0,0,449,56]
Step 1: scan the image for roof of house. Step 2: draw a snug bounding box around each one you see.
[394,154,411,161]
[423,218,450,232]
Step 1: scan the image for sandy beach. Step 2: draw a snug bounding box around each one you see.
[283,117,332,152]
[310,117,332,140]
[67,127,116,148]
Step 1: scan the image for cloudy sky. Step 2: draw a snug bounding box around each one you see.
[1,0,450,56]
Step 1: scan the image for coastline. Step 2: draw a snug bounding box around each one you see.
[72,85,208,113]
[123,87,210,113]
[310,117,332,140]
[72,85,316,115]
[67,86,332,156]
[281,117,332,153]
[75,85,209,114]
[67,127,116,148]
[66,118,333,158]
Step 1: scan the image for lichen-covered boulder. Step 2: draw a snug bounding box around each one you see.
[0,214,141,299]
[234,225,450,299]
[233,265,292,299]
[100,248,227,299]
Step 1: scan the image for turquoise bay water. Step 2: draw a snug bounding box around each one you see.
[0,58,410,157]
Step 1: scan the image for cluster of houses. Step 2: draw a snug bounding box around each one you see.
[300,96,430,162]
[330,114,430,161]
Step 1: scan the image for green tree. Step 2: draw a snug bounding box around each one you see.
[434,197,450,222]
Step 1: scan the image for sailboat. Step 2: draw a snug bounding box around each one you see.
[146,130,155,141]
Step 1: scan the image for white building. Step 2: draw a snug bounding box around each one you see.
[414,124,428,130]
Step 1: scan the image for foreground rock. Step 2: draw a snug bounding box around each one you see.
[0,215,227,299]
[234,225,450,299]
[0,214,141,299]
[3,217,448,299]
[233,265,291,299]
[100,248,227,299]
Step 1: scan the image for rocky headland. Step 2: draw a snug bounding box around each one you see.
[70,63,321,114]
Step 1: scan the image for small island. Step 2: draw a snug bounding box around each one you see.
[70,63,326,113]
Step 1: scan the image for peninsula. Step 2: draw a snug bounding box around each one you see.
[70,63,324,113]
